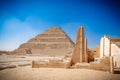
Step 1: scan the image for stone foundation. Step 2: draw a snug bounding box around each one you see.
[90,57,111,72]
[73,63,90,69]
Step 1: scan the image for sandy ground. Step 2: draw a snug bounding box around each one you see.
[0,66,120,80]
[0,55,120,80]
[0,55,64,68]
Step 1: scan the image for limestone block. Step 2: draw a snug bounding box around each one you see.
[75,63,90,69]
[32,61,48,68]
[18,62,31,67]
[87,50,94,62]
[31,58,71,68]
[48,58,63,68]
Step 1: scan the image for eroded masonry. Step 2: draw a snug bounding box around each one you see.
[71,27,87,64]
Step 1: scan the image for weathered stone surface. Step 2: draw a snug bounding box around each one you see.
[75,63,90,69]
[32,61,48,68]
[32,58,71,68]
[90,57,111,72]
[87,49,94,62]
[13,27,74,56]
[71,27,87,64]
[90,46,100,58]
[0,64,16,70]
[100,35,120,68]
[0,51,11,55]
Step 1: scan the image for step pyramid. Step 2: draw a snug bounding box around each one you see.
[13,27,74,56]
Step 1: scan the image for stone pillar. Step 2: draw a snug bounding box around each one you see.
[110,56,114,73]
[109,42,111,56]
[71,26,85,64]
[103,37,105,57]
[84,38,87,62]
[100,37,104,58]
[80,27,84,62]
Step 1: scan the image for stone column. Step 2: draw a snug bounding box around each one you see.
[103,37,105,57]
[80,27,84,62]
[71,26,85,64]
[109,41,111,56]
[110,56,114,74]
[84,38,87,62]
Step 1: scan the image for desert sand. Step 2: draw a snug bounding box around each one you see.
[0,55,120,80]
[0,66,120,80]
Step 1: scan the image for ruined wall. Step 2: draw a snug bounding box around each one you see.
[90,46,100,58]
[90,57,111,72]
[87,49,94,62]
[100,35,120,68]
[32,58,71,68]
[111,44,120,68]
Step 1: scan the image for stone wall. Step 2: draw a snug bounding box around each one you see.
[87,49,94,62]
[32,58,71,68]
[90,46,100,58]
[90,57,111,72]
[111,44,120,68]
[74,63,90,69]
[100,35,120,68]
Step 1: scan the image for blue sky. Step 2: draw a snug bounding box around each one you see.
[0,0,120,51]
